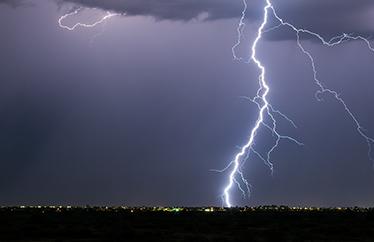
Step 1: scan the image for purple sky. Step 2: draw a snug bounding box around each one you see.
[0,0,374,207]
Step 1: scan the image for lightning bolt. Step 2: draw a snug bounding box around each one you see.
[56,0,374,208]
[58,7,120,31]
[222,0,374,208]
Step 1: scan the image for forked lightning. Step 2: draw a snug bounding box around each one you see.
[56,1,374,208]
[223,0,374,207]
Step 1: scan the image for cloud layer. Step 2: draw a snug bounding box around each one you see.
[56,0,249,21]
[57,0,374,39]
[2,0,374,40]
[0,0,27,7]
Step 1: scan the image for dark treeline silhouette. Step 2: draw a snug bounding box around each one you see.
[1,206,374,242]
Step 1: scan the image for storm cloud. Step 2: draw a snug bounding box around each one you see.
[2,0,374,39]
[0,0,28,7]
[56,0,374,38]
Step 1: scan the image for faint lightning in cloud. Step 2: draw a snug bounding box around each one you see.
[58,7,120,31]
[221,0,374,208]
[231,0,247,61]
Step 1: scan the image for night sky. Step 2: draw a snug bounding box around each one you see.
[1,0,374,207]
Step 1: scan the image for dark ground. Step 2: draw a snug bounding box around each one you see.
[1,206,374,242]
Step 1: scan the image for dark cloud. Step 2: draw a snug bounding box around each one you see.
[270,0,374,39]
[56,0,374,40]
[2,0,374,39]
[56,0,252,21]
[1,0,37,7]
[0,0,25,6]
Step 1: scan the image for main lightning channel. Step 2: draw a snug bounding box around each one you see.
[223,0,374,207]
[223,0,273,208]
